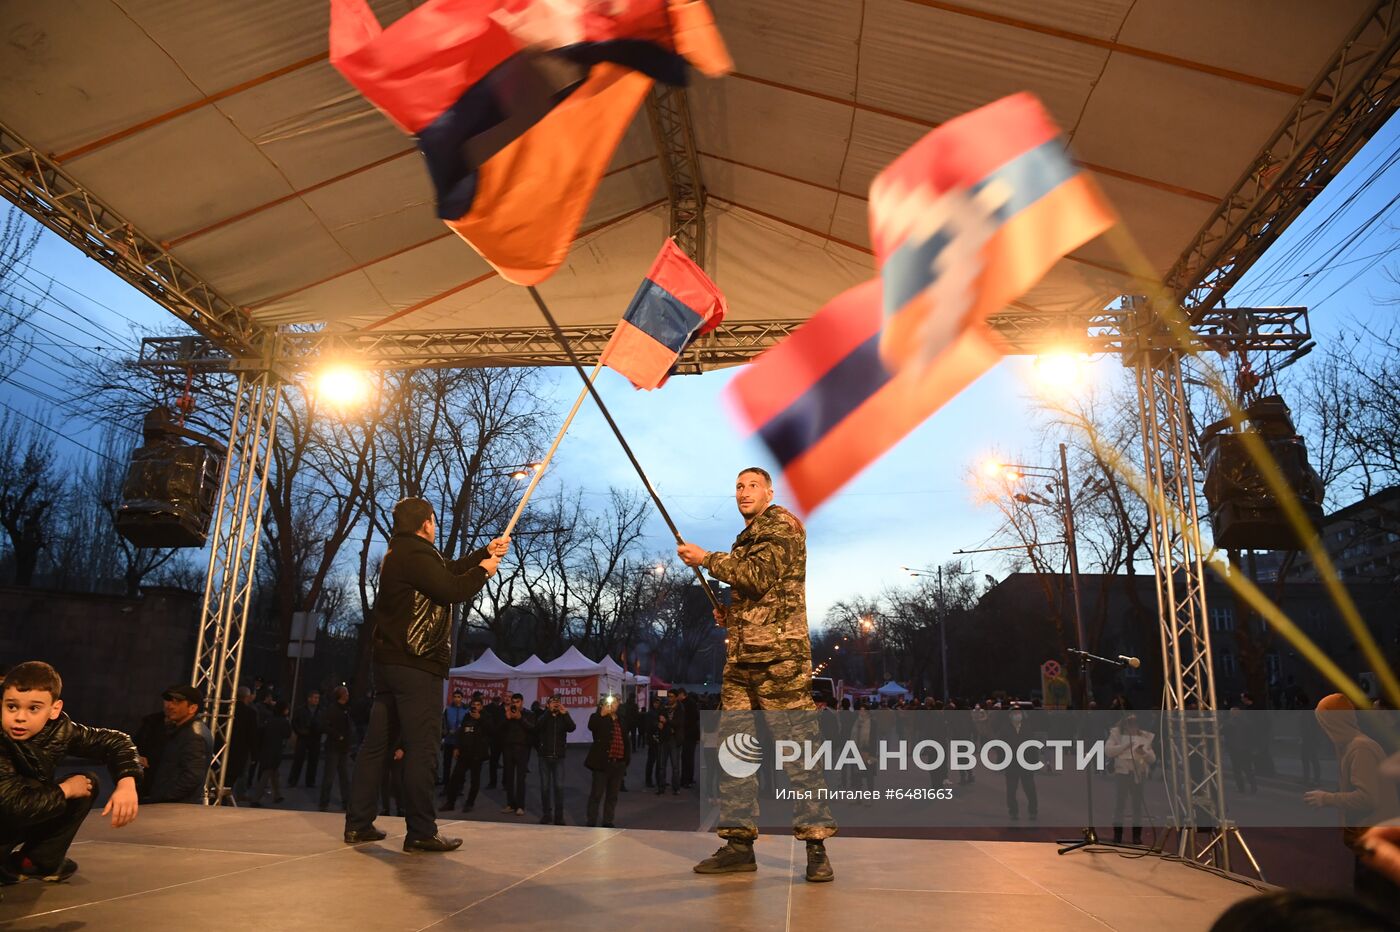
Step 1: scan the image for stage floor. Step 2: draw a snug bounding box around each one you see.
[1,807,1266,930]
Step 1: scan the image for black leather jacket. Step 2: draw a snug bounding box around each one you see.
[535,709,577,758]
[371,533,491,677]
[1,712,142,825]
[143,717,214,804]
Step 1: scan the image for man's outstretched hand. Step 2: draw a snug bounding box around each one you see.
[677,542,708,568]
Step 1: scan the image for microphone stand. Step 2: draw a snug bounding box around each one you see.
[1056,649,1146,856]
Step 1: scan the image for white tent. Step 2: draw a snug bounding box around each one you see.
[513,655,551,675]
[445,648,519,704]
[508,647,627,741]
[876,680,912,701]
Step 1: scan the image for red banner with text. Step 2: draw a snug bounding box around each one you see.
[538,675,600,709]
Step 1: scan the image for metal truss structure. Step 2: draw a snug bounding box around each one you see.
[192,368,281,803]
[1165,0,1400,313]
[646,85,707,264]
[135,318,806,374]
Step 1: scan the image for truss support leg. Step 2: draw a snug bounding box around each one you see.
[1126,296,1256,877]
[191,370,281,804]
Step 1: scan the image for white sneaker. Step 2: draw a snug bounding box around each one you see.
[515,808,525,816]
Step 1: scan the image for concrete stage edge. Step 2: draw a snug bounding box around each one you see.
[1,807,1267,930]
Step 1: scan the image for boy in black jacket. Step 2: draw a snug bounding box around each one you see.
[0,661,142,886]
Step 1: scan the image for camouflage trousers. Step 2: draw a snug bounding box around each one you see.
[717,657,837,842]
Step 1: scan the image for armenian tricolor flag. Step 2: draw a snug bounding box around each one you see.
[600,239,726,390]
[329,0,730,285]
[726,93,1114,514]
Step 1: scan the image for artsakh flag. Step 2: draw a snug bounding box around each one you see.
[873,93,1114,369]
[726,93,1114,514]
[600,239,726,389]
[329,0,730,286]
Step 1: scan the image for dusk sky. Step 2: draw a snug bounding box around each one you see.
[3,113,1397,628]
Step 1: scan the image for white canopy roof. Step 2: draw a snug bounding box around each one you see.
[447,647,517,679]
[512,654,551,674]
[876,680,912,697]
[540,645,609,677]
[0,0,1367,352]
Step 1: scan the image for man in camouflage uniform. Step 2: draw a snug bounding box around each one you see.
[678,466,835,883]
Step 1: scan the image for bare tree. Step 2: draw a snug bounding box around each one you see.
[0,413,62,585]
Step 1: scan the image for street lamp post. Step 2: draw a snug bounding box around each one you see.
[901,565,952,704]
[992,442,1091,708]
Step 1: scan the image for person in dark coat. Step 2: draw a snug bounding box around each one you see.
[997,708,1039,821]
[288,689,322,788]
[0,662,142,885]
[676,688,700,788]
[499,693,532,815]
[621,697,641,751]
[226,686,258,802]
[586,696,630,827]
[251,701,292,807]
[318,686,355,812]
[344,497,506,852]
[484,695,505,789]
[142,684,214,805]
[535,694,577,825]
[442,696,491,812]
[654,703,679,795]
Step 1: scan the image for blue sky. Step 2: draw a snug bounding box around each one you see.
[3,113,1398,627]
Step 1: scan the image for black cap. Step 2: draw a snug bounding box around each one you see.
[163,684,204,710]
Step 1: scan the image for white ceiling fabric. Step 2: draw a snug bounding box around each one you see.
[0,0,1364,351]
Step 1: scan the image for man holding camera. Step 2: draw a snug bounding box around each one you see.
[535,695,576,824]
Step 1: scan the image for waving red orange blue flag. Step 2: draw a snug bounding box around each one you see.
[600,240,726,390]
[726,93,1114,514]
[329,0,730,285]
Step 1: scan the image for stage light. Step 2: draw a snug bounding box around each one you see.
[314,364,372,409]
[1032,350,1087,395]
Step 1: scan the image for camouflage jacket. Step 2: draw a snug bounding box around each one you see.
[702,504,809,663]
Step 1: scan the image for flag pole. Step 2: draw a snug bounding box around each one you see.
[526,285,724,613]
[501,363,602,538]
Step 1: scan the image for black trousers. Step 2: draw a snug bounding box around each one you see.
[0,774,98,872]
[587,761,625,826]
[1005,768,1037,817]
[644,743,657,785]
[289,734,321,786]
[446,755,484,808]
[681,740,698,786]
[503,745,529,809]
[319,747,351,809]
[347,663,442,841]
[487,741,502,787]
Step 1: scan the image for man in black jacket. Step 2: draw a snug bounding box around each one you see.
[288,689,322,788]
[441,696,491,812]
[499,693,532,816]
[345,497,507,852]
[319,686,355,812]
[535,694,577,824]
[585,696,629,828]
[1,662,142,885]
[142,684,214,805]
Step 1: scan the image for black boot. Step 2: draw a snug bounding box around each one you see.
[805,841,834,883]
[1131,827,1142,846]
[1112,827,1123,844]
[693,840,757,874]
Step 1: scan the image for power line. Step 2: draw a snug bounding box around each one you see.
[0,396,123,465]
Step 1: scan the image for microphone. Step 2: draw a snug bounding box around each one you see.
[1118,655,1141,669]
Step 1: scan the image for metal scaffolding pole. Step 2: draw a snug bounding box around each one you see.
[646,84,707,264]
[1124,296,1252,873]
[191,367,282,803]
